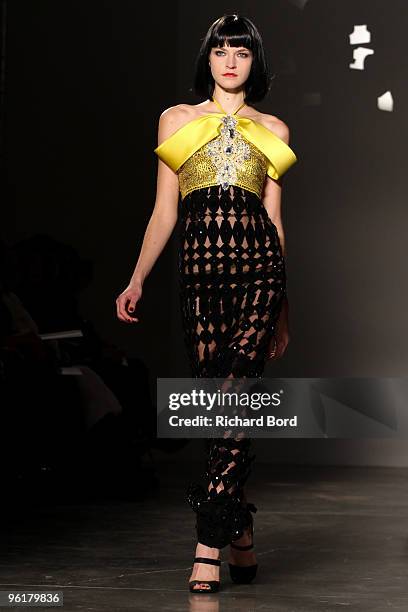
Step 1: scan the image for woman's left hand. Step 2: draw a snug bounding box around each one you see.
[266,298,290,360]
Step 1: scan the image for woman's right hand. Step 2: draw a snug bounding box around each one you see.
[115,280,142,323]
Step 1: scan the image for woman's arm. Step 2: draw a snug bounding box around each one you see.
[116,108,184,323]
[261,119,291,358]
[129,109,182,287]
[260,119,291,257]
[262,167,290,330]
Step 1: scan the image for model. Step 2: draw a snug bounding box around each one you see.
[116,13,297,594]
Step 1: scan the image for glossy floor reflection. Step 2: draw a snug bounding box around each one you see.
[0,460,407,611]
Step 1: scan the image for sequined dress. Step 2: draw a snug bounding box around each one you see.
[154,97,297,549]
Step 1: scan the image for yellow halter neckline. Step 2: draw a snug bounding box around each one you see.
[212,96,246,116]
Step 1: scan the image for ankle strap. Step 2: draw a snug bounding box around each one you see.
[230,542,254,551]
[194,556,221,566]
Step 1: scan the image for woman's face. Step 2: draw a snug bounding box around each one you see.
[209,43,253,91]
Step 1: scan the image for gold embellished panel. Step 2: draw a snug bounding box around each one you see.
[178,135,268,201]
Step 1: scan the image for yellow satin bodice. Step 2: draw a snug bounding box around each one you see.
[154,98,298,201]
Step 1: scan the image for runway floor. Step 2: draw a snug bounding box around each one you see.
[0,457,407,611]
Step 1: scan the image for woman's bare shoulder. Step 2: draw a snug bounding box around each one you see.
[254,111,291,144]
[158,103,204,137]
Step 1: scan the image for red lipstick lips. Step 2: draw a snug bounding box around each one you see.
[222,73,237,77]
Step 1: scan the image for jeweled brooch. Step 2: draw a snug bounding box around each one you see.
[206,115,251,190]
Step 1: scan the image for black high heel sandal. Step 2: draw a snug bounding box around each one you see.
[189,556,221,593]
[228,507,258,584]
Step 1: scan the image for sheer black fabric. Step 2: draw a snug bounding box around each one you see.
[178,184,286,378]
[179,184,286,549]
[186,436,258,549]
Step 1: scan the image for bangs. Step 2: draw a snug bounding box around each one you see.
[210,21,254,50]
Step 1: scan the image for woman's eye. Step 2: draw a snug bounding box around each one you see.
[214,51,249,57]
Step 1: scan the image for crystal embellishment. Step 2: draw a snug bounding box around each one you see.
[206,114,251,191]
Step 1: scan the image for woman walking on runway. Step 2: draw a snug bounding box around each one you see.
[116,13,297,593]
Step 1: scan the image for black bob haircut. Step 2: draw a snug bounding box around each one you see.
[193,14,274,105]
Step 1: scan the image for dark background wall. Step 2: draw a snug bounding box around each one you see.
[5,1,408,465]
[5,1,179,378]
